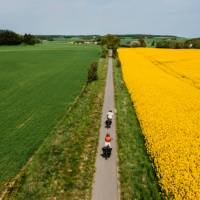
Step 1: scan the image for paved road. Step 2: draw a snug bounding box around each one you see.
[92,51,120,200]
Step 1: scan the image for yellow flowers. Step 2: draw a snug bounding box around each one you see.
[118,48,200,200]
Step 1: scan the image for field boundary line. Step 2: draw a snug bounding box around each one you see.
[113,59,121,200]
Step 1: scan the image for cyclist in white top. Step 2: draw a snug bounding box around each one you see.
[107,110,113,120]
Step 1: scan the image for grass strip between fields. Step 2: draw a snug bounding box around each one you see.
[114,59,161,200]
[4,58,107,200]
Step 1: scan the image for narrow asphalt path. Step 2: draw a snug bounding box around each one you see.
[92,51,120,200]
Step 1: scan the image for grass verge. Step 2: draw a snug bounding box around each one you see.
[4,58,107,200]
[114,59,161,200]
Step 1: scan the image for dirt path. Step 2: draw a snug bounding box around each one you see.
[92,51,120,200]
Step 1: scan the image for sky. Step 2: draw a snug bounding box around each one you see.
[0,0,200,37]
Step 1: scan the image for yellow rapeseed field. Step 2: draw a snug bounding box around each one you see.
[118,48,200,200]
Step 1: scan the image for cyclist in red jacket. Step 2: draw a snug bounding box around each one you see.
[104,133,112,147]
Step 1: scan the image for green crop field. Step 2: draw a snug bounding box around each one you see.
[0,42,100,190]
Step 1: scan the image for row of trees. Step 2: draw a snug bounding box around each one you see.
[0,30,40,45]
[156,39,200,49]
[184,38,200,49]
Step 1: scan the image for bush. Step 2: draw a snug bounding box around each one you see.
[0,30,22,45]
[112,48,119,58]
[139,38,146,47]
[116,58,121,68]
[151,40,155,46]
[101,47,108,58]
[156,40,170,48]
[23,33,40,45]
[87,62,98,83]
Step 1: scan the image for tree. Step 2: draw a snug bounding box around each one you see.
[87,62,98,83]
[0,30,22,45]
[156,40,170,48]
[0,30,40,45]
[23,33,39,45]
[101,46,108,58]
[139,38,146,47]
[101,34,120,57]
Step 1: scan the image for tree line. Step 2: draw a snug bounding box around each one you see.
[155,38,200,49]
[0,30,40,45]
[101,34,200,49]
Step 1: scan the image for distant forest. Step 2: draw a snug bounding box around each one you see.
[0,30,40,45]
[0,30,199,48]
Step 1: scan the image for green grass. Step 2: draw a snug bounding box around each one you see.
[0,42,100,191]
[114,60,161,200]
[4,58,107,200]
